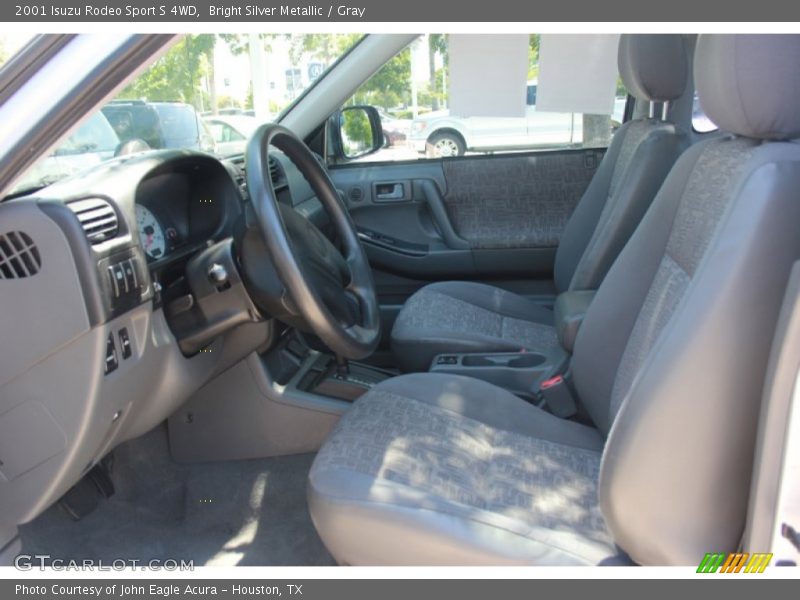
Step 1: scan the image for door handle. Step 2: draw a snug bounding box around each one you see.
[374,181,407,202]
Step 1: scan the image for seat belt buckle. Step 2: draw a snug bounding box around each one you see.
[538,374,578,418]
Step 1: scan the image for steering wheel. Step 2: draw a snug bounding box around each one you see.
[245,124,380,360]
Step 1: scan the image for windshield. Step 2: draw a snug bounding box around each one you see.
[2,33,363,195]
[154,104,200,145]
[55,111,120,155]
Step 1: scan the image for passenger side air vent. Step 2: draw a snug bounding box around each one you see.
[68,198,119,244]
[349,186,364,202]
[0,231,41,279]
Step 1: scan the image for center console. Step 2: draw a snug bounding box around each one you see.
[428,290,596,403]
[251,289,596,409]
[429,348,568,401]
[261,332,393,403]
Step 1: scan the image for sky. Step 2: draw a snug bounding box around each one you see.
[0,32,34,61]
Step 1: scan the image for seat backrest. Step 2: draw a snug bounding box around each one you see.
[554,34,690,293]
[572,34,800,565]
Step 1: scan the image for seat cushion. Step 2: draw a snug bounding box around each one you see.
[308,373,624,565]
[391,281,561,372]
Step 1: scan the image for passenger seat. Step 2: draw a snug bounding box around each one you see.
[391,34,692,372]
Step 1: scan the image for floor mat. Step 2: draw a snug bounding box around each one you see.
[19,425,335,566]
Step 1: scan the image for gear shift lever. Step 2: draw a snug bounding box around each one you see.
[335,354,350,379]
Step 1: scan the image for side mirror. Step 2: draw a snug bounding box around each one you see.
[330,105,383,160]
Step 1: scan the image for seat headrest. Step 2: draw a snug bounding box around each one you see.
[618,34,688,103]
[695,35,800,140]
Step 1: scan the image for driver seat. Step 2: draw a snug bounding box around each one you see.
[308,35,800,565]
[391,34,690,372]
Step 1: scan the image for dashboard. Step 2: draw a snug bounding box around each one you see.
[0,146,330,531]
[131,151,328,265]
[134,167,236,264]
[136,204,166,259]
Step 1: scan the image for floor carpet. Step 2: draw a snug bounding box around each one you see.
[19,424,335,566]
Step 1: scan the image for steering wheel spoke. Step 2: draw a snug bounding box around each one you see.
[244,124,381,359]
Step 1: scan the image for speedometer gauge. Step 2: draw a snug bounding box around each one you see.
[135,205,166,260]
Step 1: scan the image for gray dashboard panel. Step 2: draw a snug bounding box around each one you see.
[0,202,90,389]
[0,150,274,531]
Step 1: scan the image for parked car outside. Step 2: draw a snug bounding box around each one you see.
[376,109,412,146]
[102,100,216,154]
[8,111,120,194]
[408,82,627,157]
[204,114,261,157]
[202,107,257,117]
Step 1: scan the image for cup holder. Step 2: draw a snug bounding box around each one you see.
[461,353,546,369]
[506,353,546,368]
[461,355,495,367]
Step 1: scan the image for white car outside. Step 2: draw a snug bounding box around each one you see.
[408,84,627,157]
[204,114,262,157]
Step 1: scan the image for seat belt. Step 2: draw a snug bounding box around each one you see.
[536,372,579,418]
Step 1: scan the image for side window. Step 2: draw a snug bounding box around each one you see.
[338,34,626,164]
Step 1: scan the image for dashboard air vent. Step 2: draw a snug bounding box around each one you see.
[68,198,119,244]
[0,231,41,279]
[268,156,281,185]
[229,157,248,199]
[349,186,364,202]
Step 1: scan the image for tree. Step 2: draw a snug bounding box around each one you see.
[219,33,281,56]
[288,34,361,68]
[206,42,217,114]
[216,95,241,110]
[121,35,215,108]
[428,34,447,110]
[244,82,253,110]
[218,34,249,56]
[528,34,540,81]
[350,48,411,111]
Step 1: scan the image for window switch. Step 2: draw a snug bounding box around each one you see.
[119,328,132,360]
[105,333,118,374]
[112,263,127,294]
[436,355,458,365]
[107,266,120,298]
[122,259,137,291]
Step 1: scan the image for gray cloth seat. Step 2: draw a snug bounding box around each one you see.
[390,281,564,366]
[310,34,800,565]
[308,373,622,565]
[392,34,690,372]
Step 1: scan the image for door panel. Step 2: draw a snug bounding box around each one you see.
[329,148,602,350]
[332,148,601,269]
[332,161,474,280]
[440,151,600,249]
